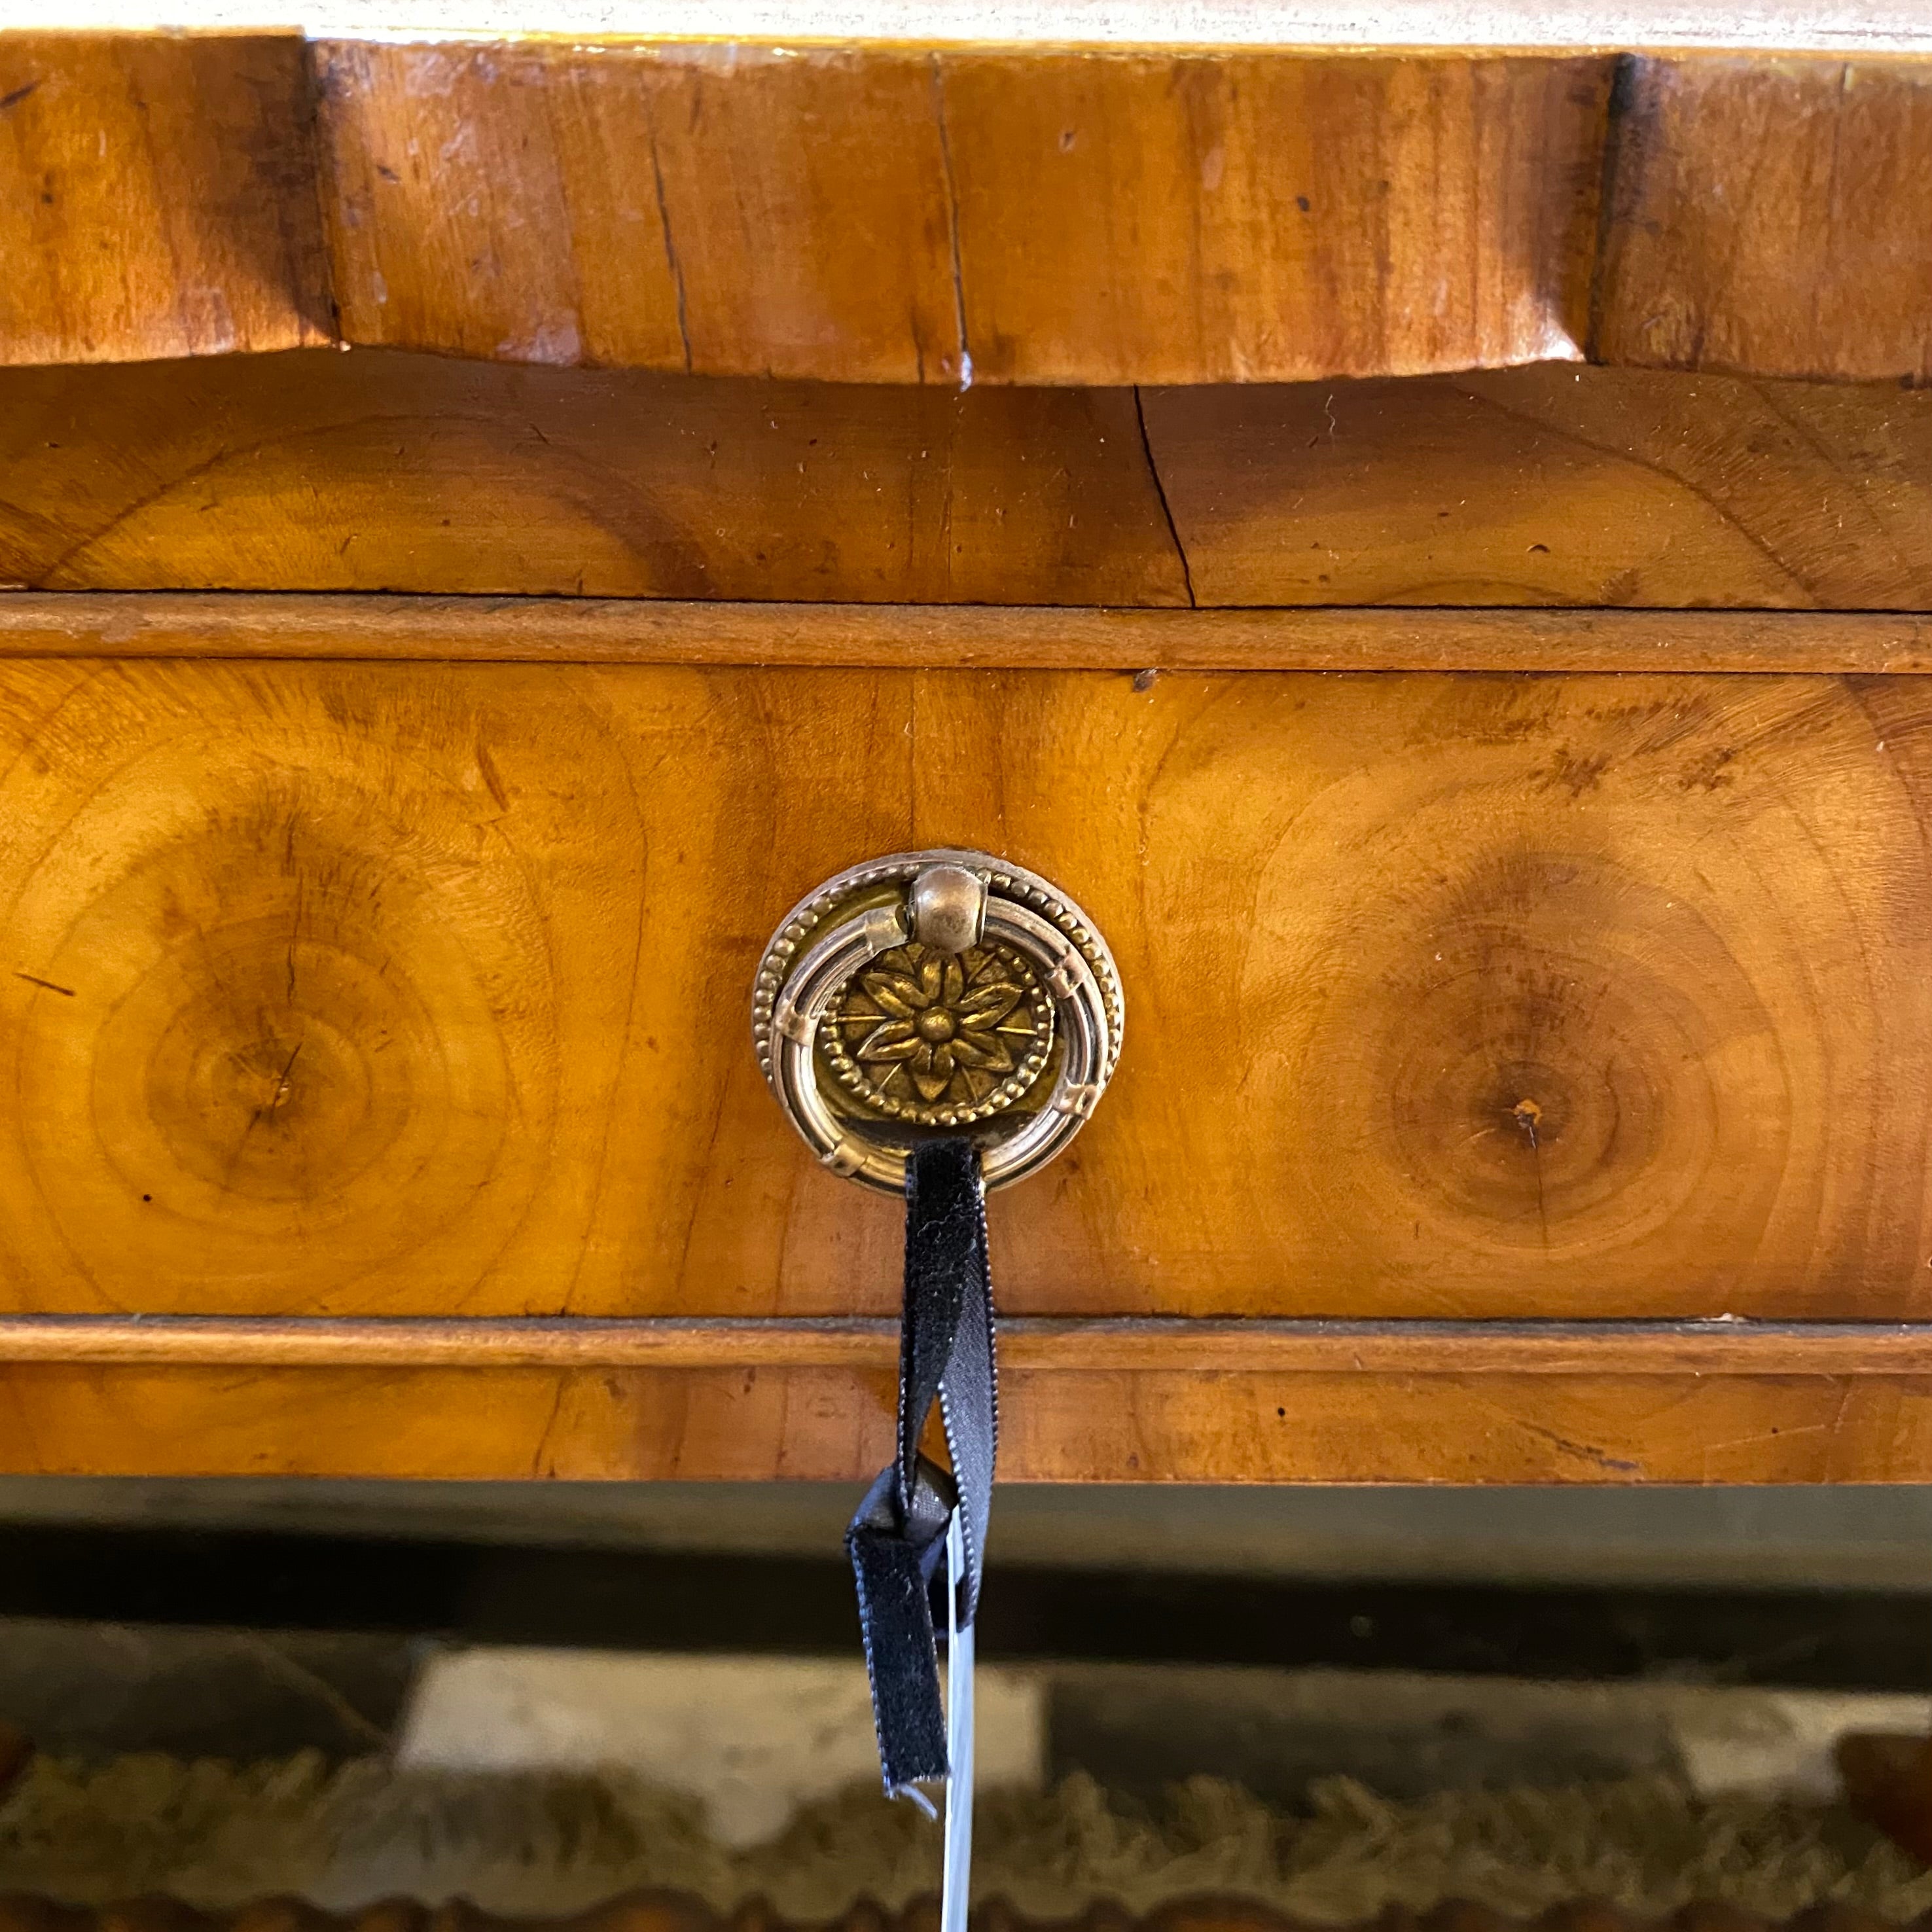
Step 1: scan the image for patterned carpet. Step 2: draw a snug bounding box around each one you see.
[0,1759,1928,1927]
[0,1896,1923,1932]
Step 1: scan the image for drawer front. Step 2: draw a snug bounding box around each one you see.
[1,656,1927,1321]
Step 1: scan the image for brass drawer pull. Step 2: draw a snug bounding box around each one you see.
[752,850,1124,1192]
[750,848,1126,1876]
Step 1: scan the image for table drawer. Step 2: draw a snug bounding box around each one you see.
[1,652,1926,1322]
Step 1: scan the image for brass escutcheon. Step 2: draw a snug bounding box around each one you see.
[751,850,1124,1193]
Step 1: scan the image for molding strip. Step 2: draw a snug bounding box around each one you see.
[7,596,1932,673]
[5,1314,1932,1376]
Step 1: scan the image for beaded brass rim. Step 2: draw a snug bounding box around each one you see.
[751,850,1124,1194]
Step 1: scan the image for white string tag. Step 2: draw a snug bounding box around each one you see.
[942,1511,976,1932]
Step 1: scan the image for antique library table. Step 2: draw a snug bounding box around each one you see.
[3,12,1932,1487]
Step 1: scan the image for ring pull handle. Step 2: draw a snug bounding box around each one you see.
[752,848,1124,1194]
[750,851,1124,1911]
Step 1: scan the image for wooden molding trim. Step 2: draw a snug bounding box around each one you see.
[1,1348,1929,1480]
[3,1315,1925,1482]
[5,1314,1932,1375]
[4,36,1932,384]
[10,594,1932,672]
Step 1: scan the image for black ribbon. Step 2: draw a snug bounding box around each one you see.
[846,1136,997,1798]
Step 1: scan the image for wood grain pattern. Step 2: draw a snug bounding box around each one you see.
[311,43,1607,385]
[0,1359,1925,1481]
[0,33,331,366]
[9,39,1932,385]
[9,354,1932,610]
[1596,56,1932,384]
[12,594,1932,674]
[936,52,1609,384]
[313,41,965,382]
[0,351,1185,605]
[6,652,1932,1323]
[1140,365,1932,610]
